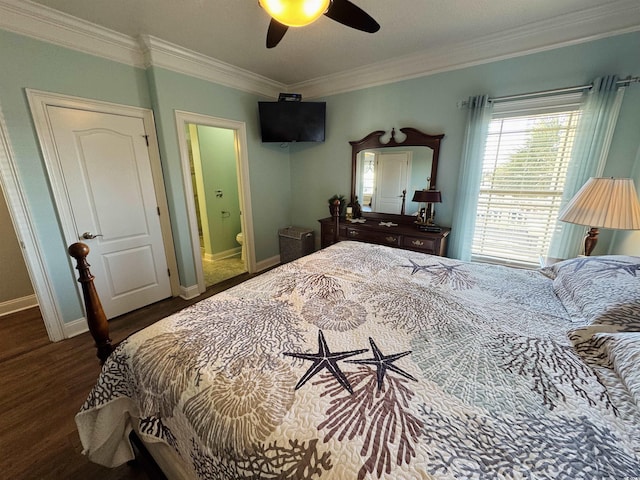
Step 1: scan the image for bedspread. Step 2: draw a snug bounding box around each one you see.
[76,241,640,479]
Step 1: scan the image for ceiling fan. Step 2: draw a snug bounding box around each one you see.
[259,0,380,48]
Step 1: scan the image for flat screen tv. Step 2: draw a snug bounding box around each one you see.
[258,101,326,143]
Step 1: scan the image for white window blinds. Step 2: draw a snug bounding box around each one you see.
[471,93,583,267]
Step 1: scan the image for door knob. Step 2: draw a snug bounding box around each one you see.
[81,232,103,240]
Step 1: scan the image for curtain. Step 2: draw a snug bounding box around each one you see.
[449,95,493,261]
[548,75,625,259]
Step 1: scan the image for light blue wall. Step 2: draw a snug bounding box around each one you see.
[1,27,638,325]
[145,67,290,285]
[612,144,640,254]
[290,31,640,257]
[0,30,290,323]
[0,30,151,322]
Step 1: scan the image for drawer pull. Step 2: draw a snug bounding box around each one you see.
[411,239,425,247]
[349,230,359,237]
[385,236,397,243]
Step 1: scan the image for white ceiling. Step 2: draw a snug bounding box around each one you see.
[6,0,640,94]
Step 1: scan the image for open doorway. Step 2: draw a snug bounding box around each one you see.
[186,124,246,287]
[176,111,255,295]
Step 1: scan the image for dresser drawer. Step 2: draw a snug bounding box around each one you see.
[402,235,438,253]
[321,222,347,248]
[346,227,400,247]
[319,217,450,257]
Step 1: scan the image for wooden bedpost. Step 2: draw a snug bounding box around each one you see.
[68,242,113,364]
[331,199,341,244]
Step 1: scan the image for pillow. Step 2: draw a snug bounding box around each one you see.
[549,255,640,327]
[537,265,557,280]
[569,330,640,407]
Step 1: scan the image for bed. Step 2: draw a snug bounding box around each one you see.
[71,239,640,479]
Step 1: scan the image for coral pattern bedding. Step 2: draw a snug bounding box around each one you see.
[76,242,640,479]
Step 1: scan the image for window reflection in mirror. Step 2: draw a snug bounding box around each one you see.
[360,151,375,211]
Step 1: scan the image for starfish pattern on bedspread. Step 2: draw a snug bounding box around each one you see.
[563,256,640,275]
[75,243,640,480]
[403,259,461,275]
[346,337,416,391]
[402,259,474,290]
[602,261,640,276]
[283,330,367,393]
[404,259,432,275]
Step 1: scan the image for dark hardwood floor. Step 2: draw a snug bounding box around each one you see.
[0,272,254,479]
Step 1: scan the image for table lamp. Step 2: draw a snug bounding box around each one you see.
[412,189,442,226]
[558,177,640,256]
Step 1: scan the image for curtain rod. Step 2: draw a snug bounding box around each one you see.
[459,76,639,107]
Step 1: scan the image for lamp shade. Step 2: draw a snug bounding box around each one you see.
[412,189,442,203]
[259,0,330,27]
[558,177,640,230]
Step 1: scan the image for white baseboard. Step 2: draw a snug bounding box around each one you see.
[256,255,281,272]
[0,294,38,316]
[180,284,201,300]
[203,247,241,262]
[63,317,88,338]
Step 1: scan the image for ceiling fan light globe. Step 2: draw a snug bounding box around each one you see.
[260,0,331,27]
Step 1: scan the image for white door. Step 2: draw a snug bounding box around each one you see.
[373,152,410,214]
[47,106,172,318]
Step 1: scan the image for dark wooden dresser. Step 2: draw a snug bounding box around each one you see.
[319,214,450,257]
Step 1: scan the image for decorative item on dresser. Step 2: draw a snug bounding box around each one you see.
[327,193,345,217]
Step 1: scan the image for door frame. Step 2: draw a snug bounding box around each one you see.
[175,110,255,294]
[0,100,66,341]
[26,90,180,314]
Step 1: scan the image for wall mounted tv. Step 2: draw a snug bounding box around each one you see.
[258,101,326,143]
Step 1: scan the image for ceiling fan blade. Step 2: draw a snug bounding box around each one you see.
[324,0,380,33]
[266,19,289,48]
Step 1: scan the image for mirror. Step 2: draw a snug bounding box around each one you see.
[350,128,443,216]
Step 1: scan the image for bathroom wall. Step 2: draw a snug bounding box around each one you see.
[196,125,242,257]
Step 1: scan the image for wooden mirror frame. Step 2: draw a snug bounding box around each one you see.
[350,127,444,216]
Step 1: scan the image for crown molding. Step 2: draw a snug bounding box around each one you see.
[0,0,282,97]
[294,0,640,98]
[1,0,638,100]
[0,0,143,67]
[139,36,284,98]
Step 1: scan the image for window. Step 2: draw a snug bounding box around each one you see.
[361,151,376,211]
[471,94,583,267]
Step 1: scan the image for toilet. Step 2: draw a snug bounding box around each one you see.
[235,232,244,261]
